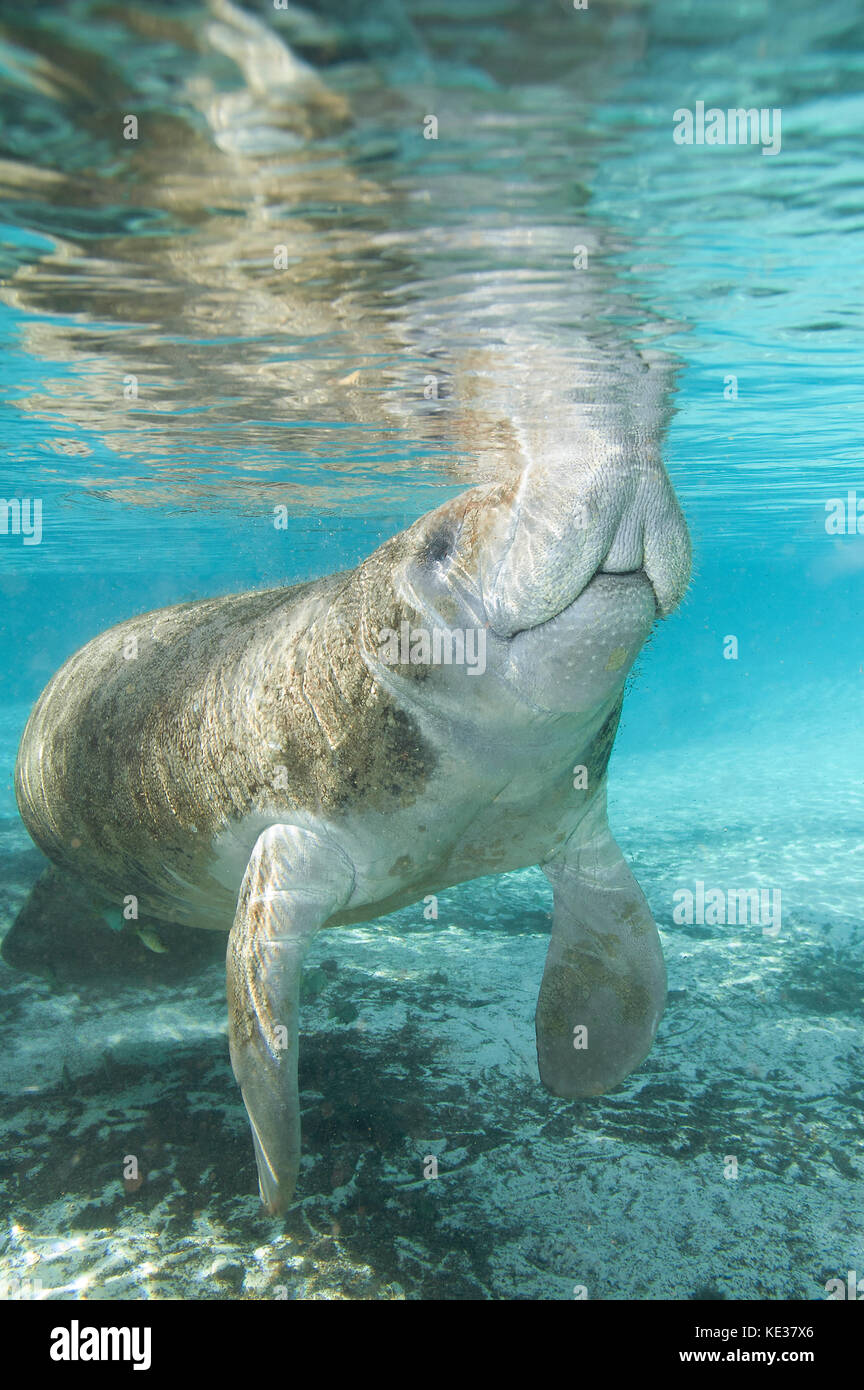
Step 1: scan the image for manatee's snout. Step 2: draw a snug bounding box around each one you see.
[481,447,691,637]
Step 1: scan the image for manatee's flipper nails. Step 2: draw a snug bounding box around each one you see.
[227,825,354,1215]
[536,819,666,1099]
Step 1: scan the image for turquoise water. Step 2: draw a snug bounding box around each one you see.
[0,0,862,1300]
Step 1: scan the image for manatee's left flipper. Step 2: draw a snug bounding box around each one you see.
[227,824,355,1215]
[536,812,666,1099]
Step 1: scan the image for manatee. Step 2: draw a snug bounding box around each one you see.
[10,439,690,1213]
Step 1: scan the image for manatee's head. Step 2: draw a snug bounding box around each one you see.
[366,447,691,717]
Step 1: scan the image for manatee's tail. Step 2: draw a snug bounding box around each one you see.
[2,864,224,983]
[2,865,93,977]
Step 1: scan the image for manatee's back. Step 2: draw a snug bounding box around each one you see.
[14,578,333,909]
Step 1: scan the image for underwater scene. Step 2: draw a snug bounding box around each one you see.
[0,0,862,1307]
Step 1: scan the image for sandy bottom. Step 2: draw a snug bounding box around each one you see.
[1,694,862,1301]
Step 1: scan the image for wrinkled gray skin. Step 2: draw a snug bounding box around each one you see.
[15,438,690,1214]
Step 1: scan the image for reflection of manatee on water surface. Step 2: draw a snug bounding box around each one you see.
[0,0,660,513]
[4,1,692,1214]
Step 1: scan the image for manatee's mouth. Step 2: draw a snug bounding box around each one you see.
[599,565,660,606]
[499,565,657,640]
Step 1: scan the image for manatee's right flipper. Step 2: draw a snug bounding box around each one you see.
[227,824,355,1215]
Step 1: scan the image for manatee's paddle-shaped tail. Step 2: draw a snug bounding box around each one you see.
[227,825,354,1214]
[1,864,224,981]
[536,803,666,1098]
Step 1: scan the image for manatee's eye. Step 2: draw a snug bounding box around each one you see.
[424,527,454,565]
